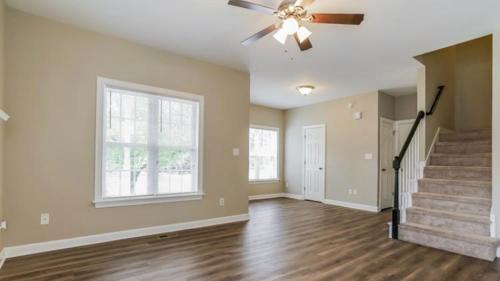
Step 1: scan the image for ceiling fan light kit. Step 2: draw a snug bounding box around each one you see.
[228,0,364,52]
[296,26,312,43]
[273,27,288,45]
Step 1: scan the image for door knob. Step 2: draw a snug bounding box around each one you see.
[319,167,323,170]
[382,168,387,172]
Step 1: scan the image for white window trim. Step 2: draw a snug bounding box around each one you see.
[94,77,204,208]
[249,124,280,183]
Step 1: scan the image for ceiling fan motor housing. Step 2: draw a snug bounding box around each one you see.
[276,5,308,21]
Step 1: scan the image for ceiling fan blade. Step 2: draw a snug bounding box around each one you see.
[294,34,313,51]
[228,0,276,15]
[241,24,279,46]
[310,13,364,25]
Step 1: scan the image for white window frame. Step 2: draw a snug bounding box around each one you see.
[94,77,204,208]
[249,125,280,184]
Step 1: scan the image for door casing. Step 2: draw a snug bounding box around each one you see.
[379,117,395,209]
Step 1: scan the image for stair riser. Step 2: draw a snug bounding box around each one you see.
[406,212,490,236]
[440,132,491,142]
[430,156,491,167]
[399,228,496,261]
[412,197,491,216]
[434,143,491,154]
[418,181,491,198]
[424,168,491,181]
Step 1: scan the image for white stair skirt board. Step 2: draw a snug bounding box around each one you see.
[249,193,286,201]
[3,214,249,259]
[323,199,380,213]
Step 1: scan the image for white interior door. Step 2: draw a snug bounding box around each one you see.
[380,118,395,209]
[303,125,326,202]
[395,120,414,153]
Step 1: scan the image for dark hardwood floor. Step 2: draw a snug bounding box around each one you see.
[1,198,500,281]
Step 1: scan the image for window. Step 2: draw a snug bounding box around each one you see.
[249,126,279,182]
[95,78,203,207]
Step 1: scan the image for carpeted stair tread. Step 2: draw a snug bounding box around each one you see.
[412,192,491,205]
[400,222,499,247]
[424,166,491,181]
[439,130,491,142]
[407,207,490,224]
[429,153,491,167]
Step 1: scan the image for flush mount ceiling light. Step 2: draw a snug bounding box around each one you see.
[297,85,315,96]
[228,0,364,51]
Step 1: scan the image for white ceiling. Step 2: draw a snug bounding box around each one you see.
[6,0,500,109]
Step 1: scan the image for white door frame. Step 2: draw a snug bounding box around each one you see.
[379,117,395,209]
[302,124,326,201]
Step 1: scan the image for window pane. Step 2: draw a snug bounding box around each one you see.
[104,145,148,197]
[158,148,194,194]
[159,99,195,147]
[105,91,148,144]
[249,128,278,181]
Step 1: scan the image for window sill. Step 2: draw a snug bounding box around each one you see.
[93,192,205,208]
[249,179,280,185]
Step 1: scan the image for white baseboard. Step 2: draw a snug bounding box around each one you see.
[248,193,305,201]
[4,213,249,259]
[322,199,380,213]
[284,193,305,200]
[249,193,286,201]
[0,249,5,270]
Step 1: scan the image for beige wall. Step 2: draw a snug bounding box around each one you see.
[378,92,395,120]
[285,92,379,208]
[249,105,285,196]
[394,94,417,121]
[416,35,492,154]
[493,31,500,240]
[4,9,250,247]
[0,0,4,251]
[416,47,456,154]
[454,36,492,131]
[379,92,417,121]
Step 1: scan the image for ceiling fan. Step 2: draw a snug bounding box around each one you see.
[228,0,364,51]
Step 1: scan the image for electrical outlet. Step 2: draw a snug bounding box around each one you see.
[286,182,289,188]
[0,220,7,230]
[353,189,358,195]
[348,189,353,195]
[219,198,225,206]
[232,148,239,156]
[41,213,50,225]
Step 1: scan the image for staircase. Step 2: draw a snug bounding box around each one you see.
[399,129,500,261]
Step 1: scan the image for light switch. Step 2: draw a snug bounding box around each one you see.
[364,153,373,160]
[353,112,362,120]
[233,148,239,156]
